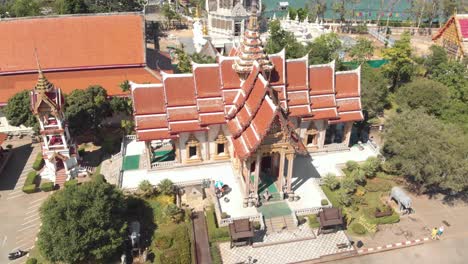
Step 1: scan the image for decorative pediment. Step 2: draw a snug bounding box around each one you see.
[232,2,248,16]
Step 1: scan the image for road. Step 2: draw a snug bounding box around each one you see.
[0,139,49,264]
[333,236,468,264]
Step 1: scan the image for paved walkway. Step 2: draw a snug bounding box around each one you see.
[192,211,212,264]
[219,230,353,264]
[0,139,50,264]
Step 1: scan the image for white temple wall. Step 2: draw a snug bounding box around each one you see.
[0,108,33,134]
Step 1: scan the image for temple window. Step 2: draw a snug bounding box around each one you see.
[304,122,319,146]
[185,134,202,162]
[214,132,230,160]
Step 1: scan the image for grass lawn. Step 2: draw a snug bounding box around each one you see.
[321,177,399,235]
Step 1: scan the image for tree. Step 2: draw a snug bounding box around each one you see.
[265,20,306,59]
[120,80,131,92]
[381,31,414,89]
[110,97,133,115]
[341,176,357,194]
[307,33,342,64]
[54,0,89,14]
[3,90,38,130]
[162,3,180,22]
[65,85,111,136]
[175,48,193,73]
[296,8,309,22]
[361,157,381,178]
[138,180,155,198]
[332,0,347,22]
[10,0,40,17]
[288,7,297,20]
[309,0,327,21]
[395,78,450,116]
[382,110,468,194]
[424,45,448,75]
[323,173,340,190]
[430,60,468,102]
[158,179,175,195]
[348,37,374,65]
[38,178,127,263]
[360,64,388,119]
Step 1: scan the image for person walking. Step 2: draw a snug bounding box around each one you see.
[431,227,438,240]
[437,225,445,240]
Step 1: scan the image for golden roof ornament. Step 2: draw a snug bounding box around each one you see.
[34,51,54,93]
[233,0,274,80]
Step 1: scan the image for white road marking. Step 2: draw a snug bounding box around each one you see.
[27,203,41,210]
[8,189,23,195]
[21,217,40,226]
[6,193,24,200]
[29,196,47,205]
[2,236,7,247]
[18,224,37,232]
[24,213,39,221]
[25,210,38,215]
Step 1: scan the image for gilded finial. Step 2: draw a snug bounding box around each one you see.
[202,21,208,35]
[33,49,54,93]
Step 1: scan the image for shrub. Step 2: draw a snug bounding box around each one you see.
[365,180,392,192]
[321,199,329,206]
[210,244,222,264]
[308,215,320,229]
[206,208,230,242]
[351,222,366,235]
[173,225,191,264]
[64,179,78,188]
[221,212,230,219]
[22,184,36,194]
[102,138,116,154]
[253,221,261,230]
[323,173,340,190]
[341,177,357,194]
[158,179,174,195]
[165,204,184,223]
[154,235,173,250]
[338,190,353,206]
[351,169,366,186]
[138,180,155,198]
[32,153,44,171]
[362,157,381,178]
[92,174,106,183]
[26,258,38,264]
[372,212,400,225]
[345,161,360,172]
[40,182,55,192]
[25,171,38,185]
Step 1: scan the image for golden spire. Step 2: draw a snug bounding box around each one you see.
[202,21,208,35]
[195,4,201,19]
[34,49,55,93]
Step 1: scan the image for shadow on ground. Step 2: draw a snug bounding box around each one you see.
[0,143,33,191]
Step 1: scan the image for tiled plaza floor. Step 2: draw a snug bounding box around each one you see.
[219,230,354,264]
[252,224,316,245]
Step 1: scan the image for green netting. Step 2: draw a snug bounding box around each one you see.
[257,202,292,218]
[342,59,389,70]
[123,155,140,171]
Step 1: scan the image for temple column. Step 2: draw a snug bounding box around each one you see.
[286,153,295,194]
[253,152,261,200]
[277,150,286,199]
[342,122,353,147]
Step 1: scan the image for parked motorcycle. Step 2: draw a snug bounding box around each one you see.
[8,249,27,260]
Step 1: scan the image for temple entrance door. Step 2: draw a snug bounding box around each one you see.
[55,158,64,171]
[258,154,281,201]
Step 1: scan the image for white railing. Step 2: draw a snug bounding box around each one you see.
[219,214,265,229]
[151,160,178,169]
[294,205,332,217]
[111,152,122,160]
[126,135,137,140]
[366,140,380,155]
[369,28,395,47]
[174,178,210,188]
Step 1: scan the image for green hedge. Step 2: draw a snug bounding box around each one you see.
[40,182,55,192]
[308,215,320,229]
[64,179,78,188]
[370,212,400,225]
[210,244,223,264]
[25,171,38,185]
[32,153,44,171]
[22,184,37,194]
[206,208,230,242]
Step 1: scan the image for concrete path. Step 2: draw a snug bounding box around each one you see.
[332,236,468,264]
[0,139,49,264]
[192,211,212,264]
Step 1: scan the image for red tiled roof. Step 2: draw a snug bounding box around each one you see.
[0,133,7,146]
[1,67,160,104]
[132,54,363,148]
[336,72,360,99]
[459,18,468,38]
[0,14,145,75]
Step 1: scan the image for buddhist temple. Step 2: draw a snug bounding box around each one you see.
[30,63,80,187]
[130,1,363,205]
[432,13,468,60]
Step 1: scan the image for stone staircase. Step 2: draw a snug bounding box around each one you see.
[55,169,67,188]
[265,215,297,234]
